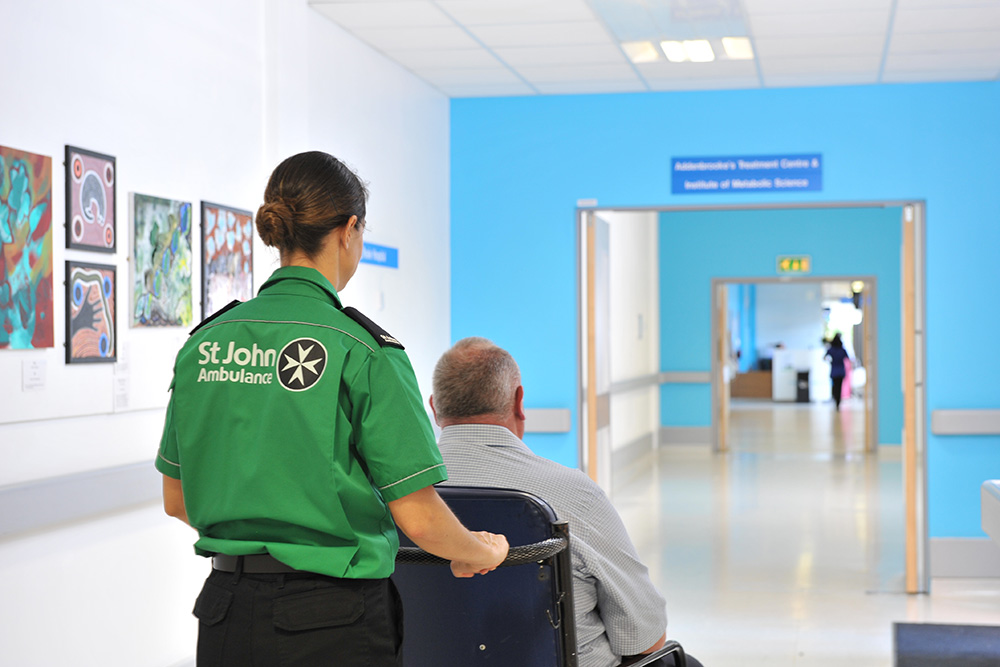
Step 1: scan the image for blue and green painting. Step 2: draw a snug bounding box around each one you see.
[131,193,192,327]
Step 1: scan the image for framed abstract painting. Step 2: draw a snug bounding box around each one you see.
[1,145,54,349]
[130,192,193,327]
[65,260,116,363]
[201,201,253,318]
[65,146,116,252]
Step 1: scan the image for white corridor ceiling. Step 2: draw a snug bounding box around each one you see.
[309,0,1000,97]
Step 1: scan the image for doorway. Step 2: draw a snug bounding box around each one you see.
[714,277,877,455]
[579,202,927,592]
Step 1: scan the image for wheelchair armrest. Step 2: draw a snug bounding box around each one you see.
[619,639,686,667]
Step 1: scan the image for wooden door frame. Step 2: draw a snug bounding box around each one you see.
[578,200,928,593]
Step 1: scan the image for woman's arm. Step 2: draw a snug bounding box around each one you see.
[162,475,189,525]
[388,486,509,578]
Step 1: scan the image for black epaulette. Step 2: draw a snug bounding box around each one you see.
[189,300,242,336]
[342,306,405,349]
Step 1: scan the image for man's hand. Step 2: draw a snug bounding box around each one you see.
[450,531,509,578]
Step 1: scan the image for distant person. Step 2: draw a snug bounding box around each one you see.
[430,337,703,667]
[824,333,851,411]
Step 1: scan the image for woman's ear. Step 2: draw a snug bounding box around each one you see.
[342,215,359,249]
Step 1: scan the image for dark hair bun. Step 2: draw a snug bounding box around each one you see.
[256,199,295,248]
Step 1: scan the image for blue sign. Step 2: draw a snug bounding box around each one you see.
[361,242,398,269]
[672,154,822,194]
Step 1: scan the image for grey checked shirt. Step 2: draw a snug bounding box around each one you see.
[438,424,667,667]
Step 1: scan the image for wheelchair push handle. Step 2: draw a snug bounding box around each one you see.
[396,534,567,568]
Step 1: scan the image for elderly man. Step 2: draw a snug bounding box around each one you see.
[429,337,701,667]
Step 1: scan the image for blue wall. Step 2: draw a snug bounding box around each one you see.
[658,207,902,445]
[451,81,1000,539]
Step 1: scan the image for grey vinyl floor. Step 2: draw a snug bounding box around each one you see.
[612,398,1000,666]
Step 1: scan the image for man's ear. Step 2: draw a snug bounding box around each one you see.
[514,385,526,422]
[429,395,441,426]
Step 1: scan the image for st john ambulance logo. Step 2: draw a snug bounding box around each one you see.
[277,338,328,391]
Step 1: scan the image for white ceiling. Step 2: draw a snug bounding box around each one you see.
[309,0,1000,97]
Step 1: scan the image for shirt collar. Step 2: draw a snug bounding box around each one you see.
[438,423,529,451]
[259,266,342,308]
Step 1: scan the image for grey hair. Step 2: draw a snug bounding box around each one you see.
[432,337,520,420]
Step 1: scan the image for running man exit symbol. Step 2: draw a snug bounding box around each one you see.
[777,255,811,274]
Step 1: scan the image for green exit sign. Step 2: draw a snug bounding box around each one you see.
[777,255,812,274]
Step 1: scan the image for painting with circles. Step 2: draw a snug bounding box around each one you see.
[65,146,116,252]
[65,260,116,363]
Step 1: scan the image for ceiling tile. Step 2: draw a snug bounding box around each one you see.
[751,11,890,37]
[645,77,762,91]
[893,7,1000,33]
[436,0,596,26]
[881,68,1000,83]
[533,79,648,94]
[762,72,879,87]
[469,21,612,48]
[636,59,759,80]
[754,34,885,59]
[890,31,1000,54]
[885,52,1000,72]
[353,25,479,51]
[493,43,627,67]
[515,63,639,83]
[413,66,524,86]
[744,0,890,14]
[761,55,882,76]
[443,82,537,97]
[896,0,1000,8]
[310,1,451,29]
[389,48,502,69]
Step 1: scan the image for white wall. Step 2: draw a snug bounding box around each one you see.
[601,211,660,454]
[0,1,450,664]
[755,282,826,356]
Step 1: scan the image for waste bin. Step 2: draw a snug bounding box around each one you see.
[796,371,810,403]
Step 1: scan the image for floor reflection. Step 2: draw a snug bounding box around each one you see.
[611,399,1000,667]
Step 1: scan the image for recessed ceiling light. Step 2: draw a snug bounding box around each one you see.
[622,41,661,64]
[660,40,688,63]
[722,37,754,60]
[683,40,715,63]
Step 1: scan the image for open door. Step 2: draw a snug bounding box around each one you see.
[716,283,730,453]
[581,211,612,490]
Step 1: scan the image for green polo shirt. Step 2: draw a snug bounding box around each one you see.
[156,266,447,578]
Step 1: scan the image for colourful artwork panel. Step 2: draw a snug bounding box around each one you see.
[66,261,116,363]
[201,201,253,317]
[131,193,192,327]
[0,145,54,349]
[65,146,116,252]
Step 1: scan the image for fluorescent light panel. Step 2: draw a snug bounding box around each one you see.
[722,37,754,60]
[622,41,661,63]
[660,40,715,63]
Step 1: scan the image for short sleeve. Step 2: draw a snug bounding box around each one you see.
[155,385,182,479]
[575,486,667,656]
[351,349,447,502]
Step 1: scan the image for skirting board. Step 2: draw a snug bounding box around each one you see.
[612,433,655,471]
[930,538,1000,578]
[659,426,712,446]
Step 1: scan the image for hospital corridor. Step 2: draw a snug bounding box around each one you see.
[614,399,1000,666]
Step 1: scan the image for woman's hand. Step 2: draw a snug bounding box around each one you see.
[449,531,509,578]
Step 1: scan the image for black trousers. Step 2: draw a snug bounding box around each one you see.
[831,376,845,408]
[194,568,403,666]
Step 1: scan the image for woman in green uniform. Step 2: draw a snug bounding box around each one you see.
[157,151,507,666]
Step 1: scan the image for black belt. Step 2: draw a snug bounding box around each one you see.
[212,554,301,574]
